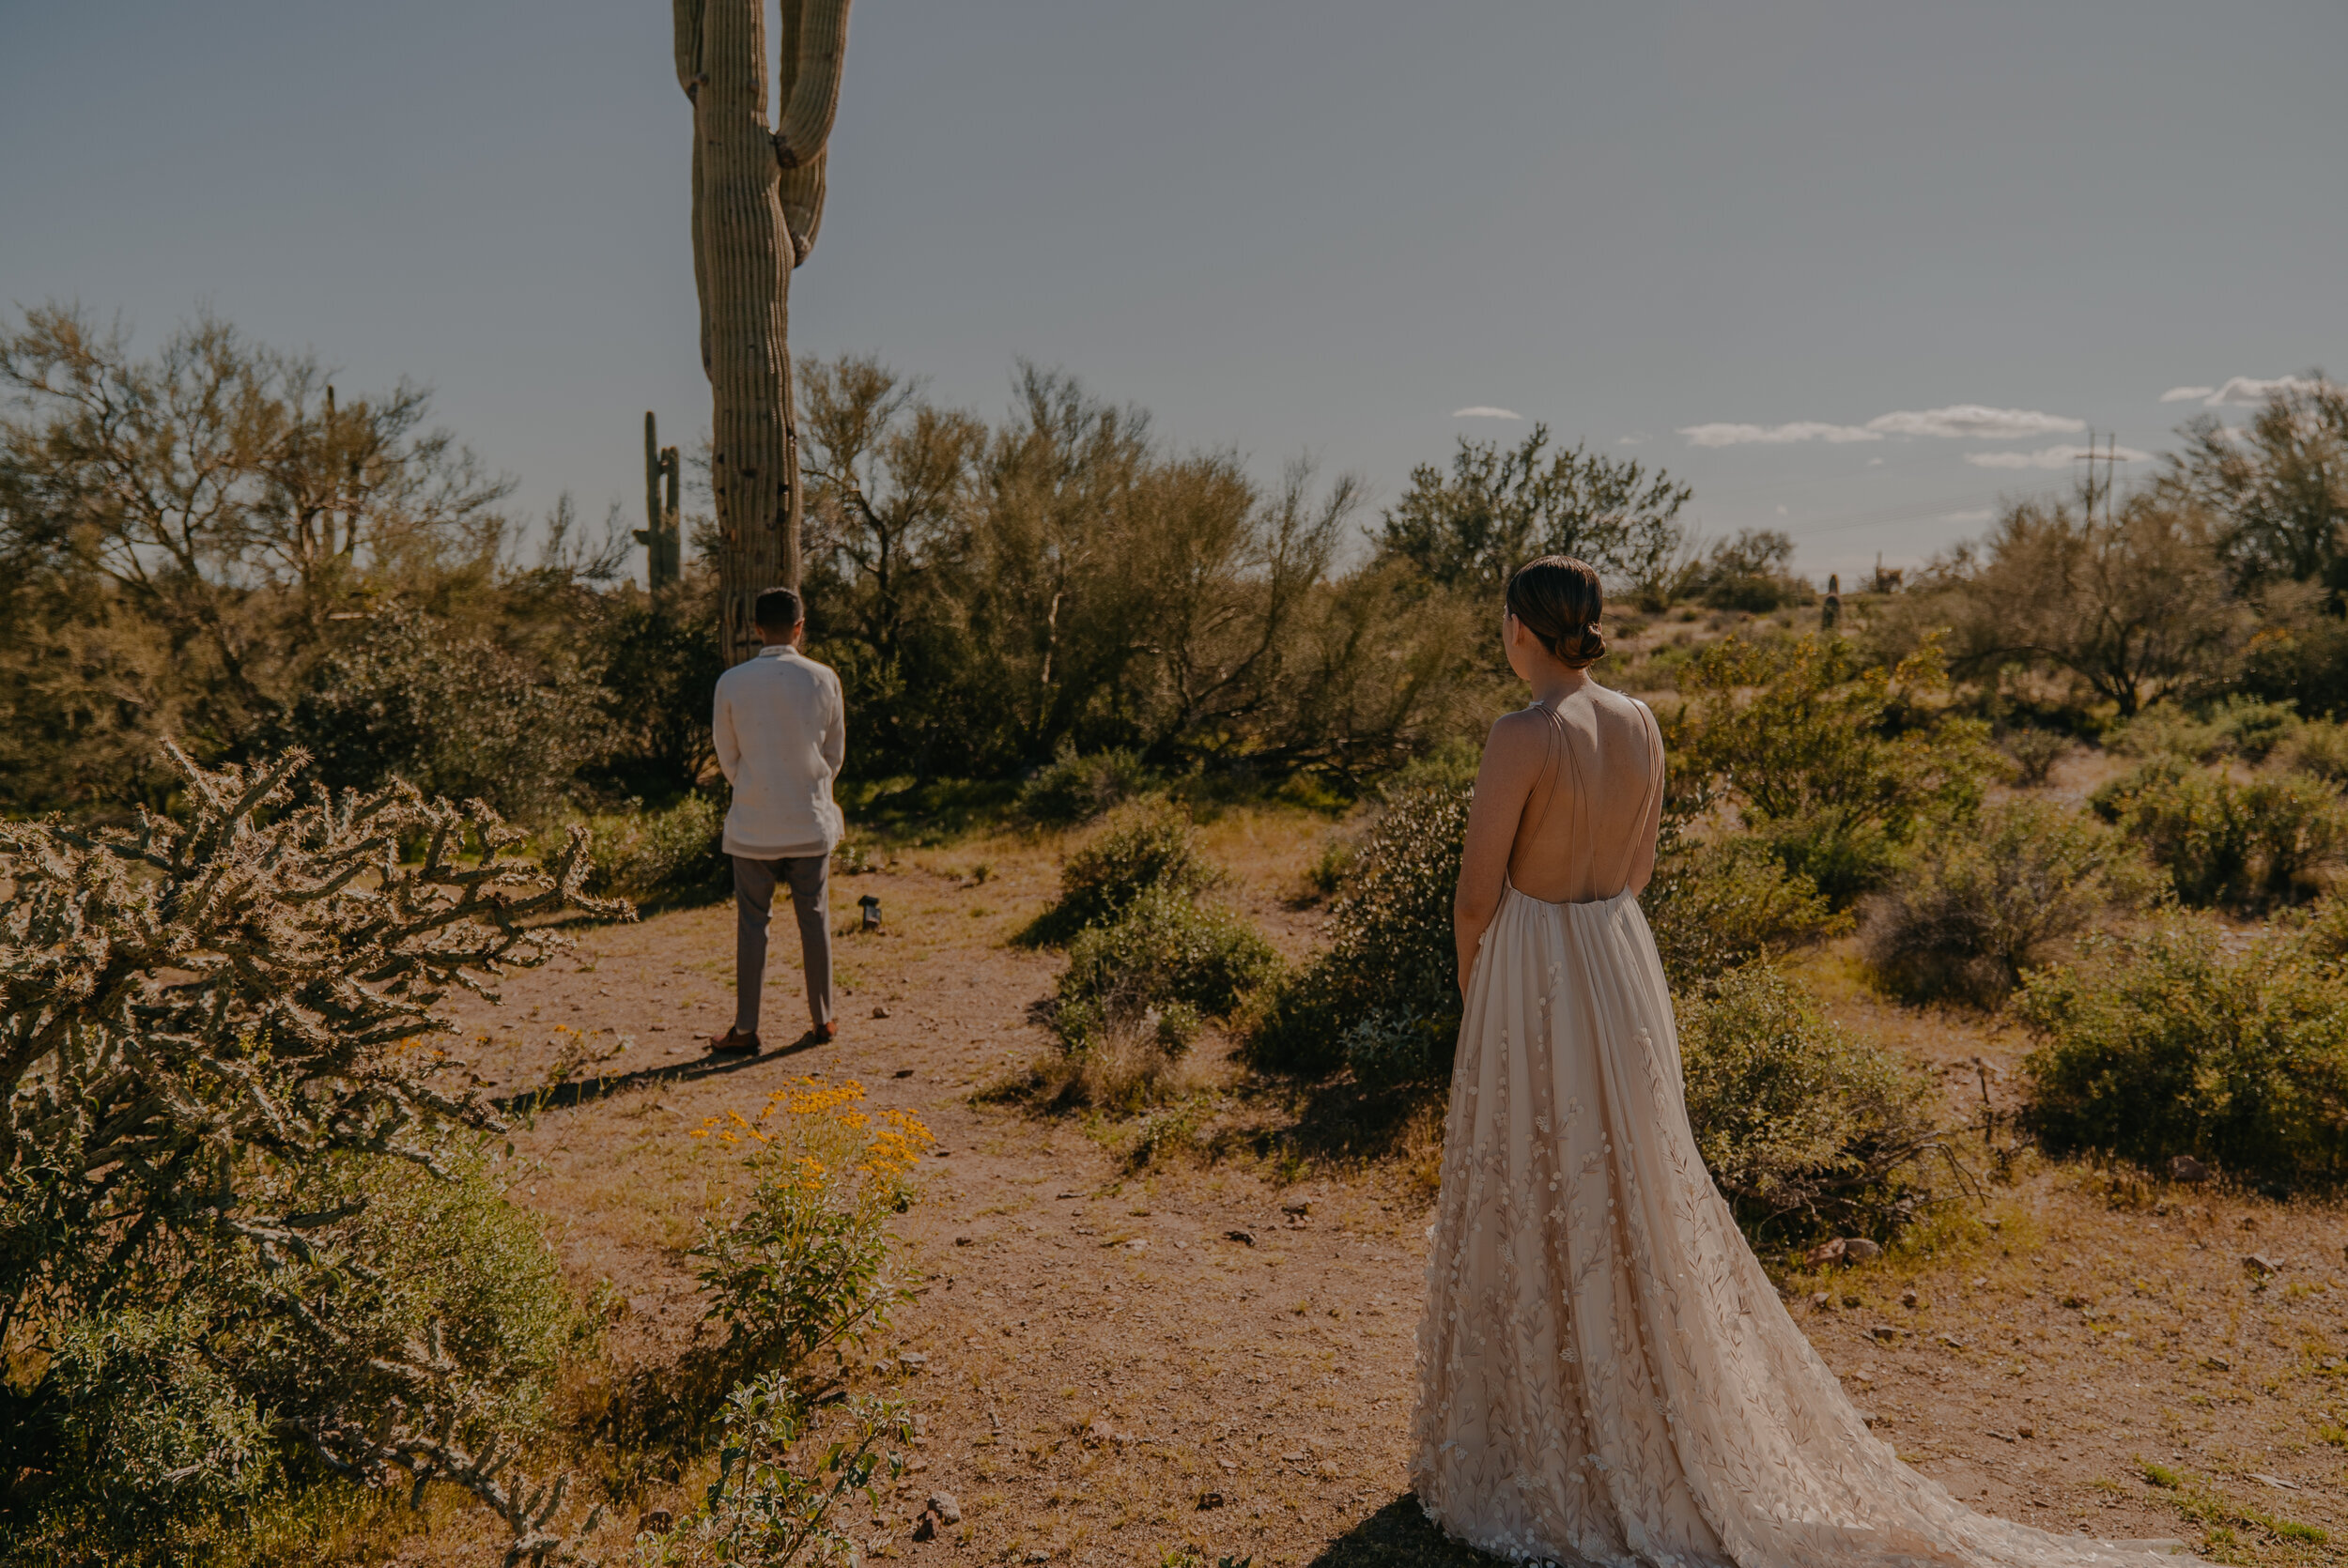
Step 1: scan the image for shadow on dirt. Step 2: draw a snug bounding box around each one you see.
[494,1031,835,1114]
[1226,1073,1444,1168]
[1305,1494,1504,1566]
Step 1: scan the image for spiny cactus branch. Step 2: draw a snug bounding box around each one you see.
[0,744,631,1306]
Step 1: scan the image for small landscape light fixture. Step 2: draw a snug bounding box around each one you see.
[858,893,883,931]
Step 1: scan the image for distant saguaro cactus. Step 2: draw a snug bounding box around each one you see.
[637,410,683,592]
[673,0,852,666]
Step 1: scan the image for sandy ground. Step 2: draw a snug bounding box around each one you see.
[413,817,2348,1567]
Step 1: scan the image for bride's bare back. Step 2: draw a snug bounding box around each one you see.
[1502,684,1663,902]
[1451,678,1664,987]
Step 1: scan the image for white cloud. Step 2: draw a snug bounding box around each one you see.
[1967,443,2152,470]
[1452,405,1522,420]
[1867,457,1884,466]
[1864,405,2085,439]
[2202,376,2322,407]
[1678,421,1879,447]
[2161,385,2215,403]
[1680,402,2085,447]
[1941,508,1996,524]
[1775,505,1788,516]
[1616,432,1649,446]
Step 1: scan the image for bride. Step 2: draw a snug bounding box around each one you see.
[1410,557,2181,1567]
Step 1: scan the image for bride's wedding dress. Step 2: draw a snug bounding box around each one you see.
[1411,692,2179,1567]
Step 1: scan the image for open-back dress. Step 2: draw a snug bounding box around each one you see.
[1410,687,2183,1567]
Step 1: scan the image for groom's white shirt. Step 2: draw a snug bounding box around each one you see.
[712,643,847,859]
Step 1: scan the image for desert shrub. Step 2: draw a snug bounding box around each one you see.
[1337,1007,1457,1089]
[628,1369,912,1568]
[2109,697,2300,765]
[23,1299,279,1540]
[8,1152,595,1560]
[1669,635,1994,903]
[1014,742,1159,826]
[2236,614,2348,721]
[576,791,731,911]
[1998,726,2072,788]
[1055,885,1278,1051]
[1678,965,1941,1242]
[2093,760,2348,907]
[2284,717,2348,783]
[1249,783,1470,1078]
[0,746,620,1560]
[688,1080,932,1398]
[1043,888,1277,1112]
[2106,702,2231,763]
[1863,799,2158,1007]
[288,607,613,822]
[1645,833,1846,987]
[2213,696,2302,761]
[2016,919,2348,1189]
[603,1082,933,1563]
[1695,528,1815,613]
[1022,797,1221,944]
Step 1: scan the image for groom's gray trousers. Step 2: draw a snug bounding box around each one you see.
[732,853,835,1036]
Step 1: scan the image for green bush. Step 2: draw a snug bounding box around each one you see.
[2016,918,2348,1189]
[1014,742,1159,826]
[1645,833,1846,987]
[2284,717,2348,783]
[1023,798,1221,944]
[288,607,613,822]
[1678,964,1940,1241]
[2106,703,2231,764]
[7,1152,592,1559]
[1054,884,1280,1051]
[1669,635,1994,903]
[1863,799,2157,1006]
[2109,698,2301,765]
[1998,726,2072,788]
[2215,696,2303,761]
[576,792,731,910]
[1249,783,1470,1078]
[2093,760,2347,907]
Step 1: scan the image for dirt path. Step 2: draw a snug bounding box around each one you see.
[430,820,2348,1566]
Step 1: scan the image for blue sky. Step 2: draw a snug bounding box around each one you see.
[4,2,2342,582]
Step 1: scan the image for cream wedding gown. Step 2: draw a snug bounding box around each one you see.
[1411,689,2180,1567]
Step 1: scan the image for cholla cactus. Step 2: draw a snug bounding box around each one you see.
[0,743,629,1301]
[672,0,853,663]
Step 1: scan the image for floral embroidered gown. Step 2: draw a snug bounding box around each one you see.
[1411,691,2182,1568]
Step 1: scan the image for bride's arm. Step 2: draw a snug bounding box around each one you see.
[1453,713,1544,992]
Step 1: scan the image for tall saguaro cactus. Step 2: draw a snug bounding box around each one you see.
[673,0,851,665]
[637,410,682,593]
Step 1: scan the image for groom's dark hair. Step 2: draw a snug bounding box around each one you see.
[1506,556,1606,669]
[753,586,805,631]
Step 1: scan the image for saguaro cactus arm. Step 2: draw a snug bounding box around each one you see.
[773,0,851,170]
[672,0,705,95]
[781,157,827,267]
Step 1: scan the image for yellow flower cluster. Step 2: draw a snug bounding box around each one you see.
[690,1077,935,1185]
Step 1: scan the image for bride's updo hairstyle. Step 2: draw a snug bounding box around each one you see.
[1505,555,1606,669]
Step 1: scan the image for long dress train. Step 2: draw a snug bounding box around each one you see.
[1411,705,2183,1567]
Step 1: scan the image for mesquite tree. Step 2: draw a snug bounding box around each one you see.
[673,0,852,665]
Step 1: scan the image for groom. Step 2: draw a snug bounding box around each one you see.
[709,586,846,1055]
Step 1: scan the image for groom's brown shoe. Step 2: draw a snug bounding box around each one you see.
[814,1021,837,1043]
[710,1028,761,1056]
